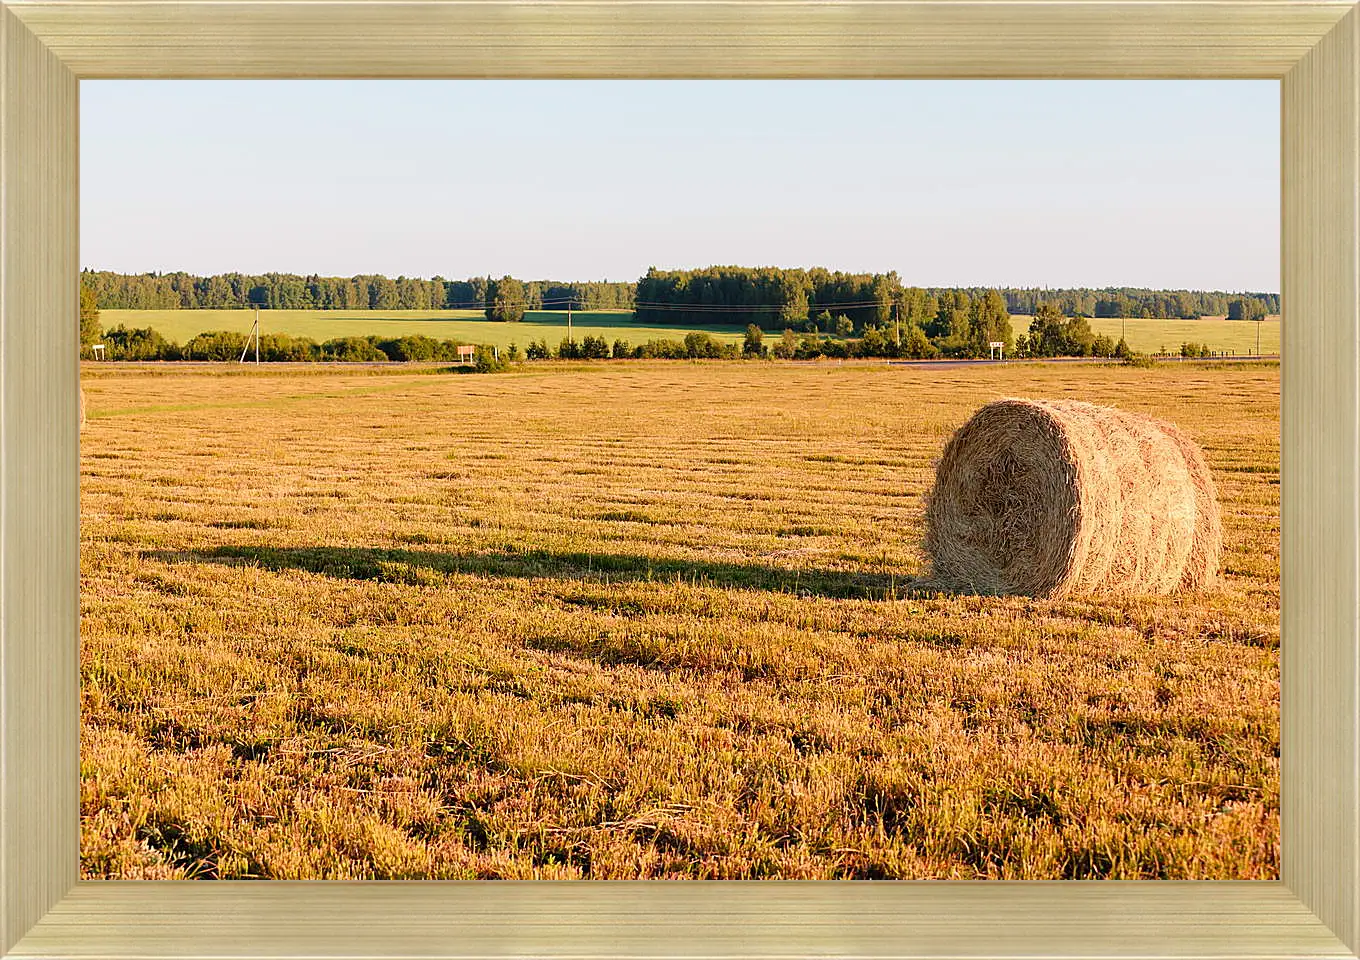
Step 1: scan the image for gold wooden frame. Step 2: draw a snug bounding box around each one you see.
[2,1,1356,956]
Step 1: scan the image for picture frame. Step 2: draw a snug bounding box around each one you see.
[2,1,1356,957]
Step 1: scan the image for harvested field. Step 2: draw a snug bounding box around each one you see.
[80,360,1280,879]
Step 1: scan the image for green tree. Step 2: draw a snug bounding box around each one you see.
[472,344,505,373]
[903,325,937,359]
[104,325,179,360]
[858,325,887,356]
[79,285,101,354]
[1026,303,1066,357]
[321,336,388,362]
[775,273,812,329]
[377,335,442,361]
[1061,314,1097,356]
[580,335,610,359]
[834,315,854,338]
[970,290,1013,356]
[795,334,825,360]
[369,277,399,310]
[183,329,249,361]
[1027,302,1095,357]
[771,328,799,359]
[636,338,687,359]
[743,324,766,357]
[1228,297,1268,321]
[684,332,724,358]
[931,291,976,355]
[486,276,527,323]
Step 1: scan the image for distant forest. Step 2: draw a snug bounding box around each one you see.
[80,270,635,313]
[83,268,1279,325]
[633,267,1277,327]
[992,287,1279,320]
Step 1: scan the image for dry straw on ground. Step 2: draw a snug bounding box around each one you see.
[925,398,1222,598]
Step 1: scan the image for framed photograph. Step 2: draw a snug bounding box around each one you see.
[2,1,1357,958]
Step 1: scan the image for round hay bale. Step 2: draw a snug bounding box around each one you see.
[923,398,1220,597]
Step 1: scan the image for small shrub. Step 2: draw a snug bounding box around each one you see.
[636,338,687,360]
[183,329,247,361]
[321,336,387,362]
[472,344,505,373]
[580,335,610,359]
[683,332,724,359]
[771,329,798,360]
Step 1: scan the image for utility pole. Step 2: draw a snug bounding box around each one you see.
[1257,315,1261,356]
[240,305,261,363]
[567,295,574,344]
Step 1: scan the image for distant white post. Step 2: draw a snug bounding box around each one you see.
[989,341,1004,361]
[91,344,105,360]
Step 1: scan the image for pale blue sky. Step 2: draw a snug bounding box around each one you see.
[81,81,1280,291]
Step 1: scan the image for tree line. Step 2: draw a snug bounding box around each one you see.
[83,267,1277,323]
[994,287,1278,320]
[632,267,1277,329]
[80,269,635,312]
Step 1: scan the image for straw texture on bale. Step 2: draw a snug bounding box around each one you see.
[924,398,1222,598]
